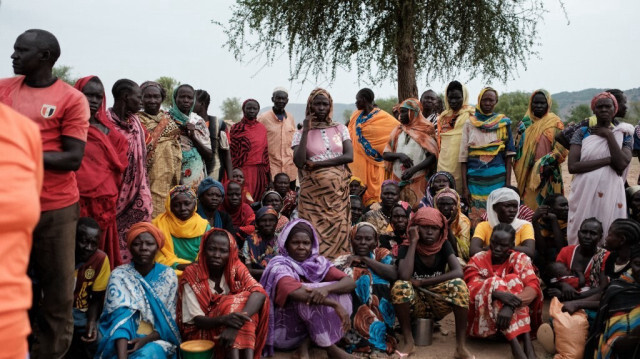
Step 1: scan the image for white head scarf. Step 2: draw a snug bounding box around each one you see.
[273,87,289,95]
[486,188,529,231]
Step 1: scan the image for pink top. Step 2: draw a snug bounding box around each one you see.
[292,124,351,162]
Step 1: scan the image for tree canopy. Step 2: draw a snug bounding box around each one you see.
[155,76,180,109]
[222,0,551,101]
[221,97,242,123]
[53,65,76,85]
[566,104,592,124]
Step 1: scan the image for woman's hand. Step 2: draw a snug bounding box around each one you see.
[547,288,562,299]
[410,278,423,287]
[304,160,316,171]
[222,312,252,329]
[397,153,414,169]
[460,188,472,207]
[303,116,313,131]
[176,263,189,271]
[561,301,580,315]
[590,126,613,139]
[558,282,578,301]
[344,255,364,268]
[496,306,514,331]
[81,320,98,343]
[408,226,419,245]
[401,167,416,181]
[305,286,329,305]
[216,327,240,348]
[127,336,149,354]
[186,122,196,138]
[334,304,352,334]
[492,290,522,308]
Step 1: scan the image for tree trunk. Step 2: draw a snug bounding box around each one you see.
[396,0,418,102]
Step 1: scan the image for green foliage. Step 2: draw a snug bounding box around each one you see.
[221,97,242,123]
[221,0,549,98]
[566,104,592,124]
[155,76,180,109]
[342,108,352,124]
[494,91,530,129]
[375,96,398,116]
[53,65,76,85]
[624,101,640,126]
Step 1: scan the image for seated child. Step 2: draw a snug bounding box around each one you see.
[67,217,111,359]
[546,262,588,293]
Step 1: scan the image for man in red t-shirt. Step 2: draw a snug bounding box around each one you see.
[0,29,89,359]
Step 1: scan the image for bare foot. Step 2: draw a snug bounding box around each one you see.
[292,338,310,359]
[454,346,473,359]
[397,339,415,357]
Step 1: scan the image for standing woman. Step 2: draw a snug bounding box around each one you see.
[74,76,128,267]
[139,81,182,217]
[230,99,271,200]
[348,88,399,206]
[437,81,475,191]
[138,81,182,218]
[460,87,515,226]
[293,88,353,259]
[567,92,633,245]
[383,98,439,209]
[514,90,567,210]
[108,79,153,263]
[169,84,212,190]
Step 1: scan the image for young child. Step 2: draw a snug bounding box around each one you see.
[273,172,298,219]
[68,217,111,358]
[231,167,255,205]
[546,262,588,293]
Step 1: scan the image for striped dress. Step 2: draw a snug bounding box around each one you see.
[459,115,515,226]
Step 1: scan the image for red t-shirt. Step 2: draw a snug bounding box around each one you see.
[0,76,89,211]
[0,103,43,359]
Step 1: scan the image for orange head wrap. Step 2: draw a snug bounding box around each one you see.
[126,222,165,249]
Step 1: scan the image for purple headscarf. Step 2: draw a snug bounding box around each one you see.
[259,218,334,355]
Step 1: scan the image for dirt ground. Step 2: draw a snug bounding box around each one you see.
[273,160,640,359]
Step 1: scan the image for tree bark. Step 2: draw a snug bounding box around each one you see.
[395,0,418,102]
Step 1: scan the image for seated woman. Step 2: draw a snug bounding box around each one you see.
[362,180,401,235]
[433,187,471,262]
[464,224,542,359]
[95,222,180,359]
[243,206,279,280]
[333,223,398,357]
[470,187,535,258]
[349,176,367,199]
[223,180,256,249]
[551,218,609,305]
[260,219,356,359]
[378,202,411,257]
[153,185,211,274]
[273,172,298,218]
[260,190,289,234]
[585,244,640,359]
[391,207,472,359]
[178,228,269,359]
[604,218,640,280]
[196,177,235,233]
[419,171,457,208]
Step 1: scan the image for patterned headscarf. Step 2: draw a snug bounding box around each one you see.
[152,185,209,248]
[410,207,448,256]
[306,88,335,129]
[349,222,379,253]
[169,84,196,125]
[140,81,167,100]
[256,205,279,220]
[261,190,282,205]
[590,92,619,115]
[421,171,456,208]
[169,184,197,201]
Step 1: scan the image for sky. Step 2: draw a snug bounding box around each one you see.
[0,0,638,114]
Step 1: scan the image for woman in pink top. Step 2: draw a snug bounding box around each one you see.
[292,88,353,259]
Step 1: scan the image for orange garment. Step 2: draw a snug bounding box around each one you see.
[258,109,297,181]
[0,103,43,359]
[348,108,399,205]
[0,76,89,211]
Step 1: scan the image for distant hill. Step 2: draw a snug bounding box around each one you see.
[259,87,640,124]
[552,87,640,118]
[260,102,356,125]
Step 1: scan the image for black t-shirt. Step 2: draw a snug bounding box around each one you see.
[397,241,454,279]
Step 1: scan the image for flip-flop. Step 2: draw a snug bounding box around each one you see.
[394,350,411,358]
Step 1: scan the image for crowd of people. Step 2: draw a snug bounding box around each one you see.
[3,28,640,359]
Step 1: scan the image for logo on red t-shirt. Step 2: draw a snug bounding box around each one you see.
[40,104,56,118]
